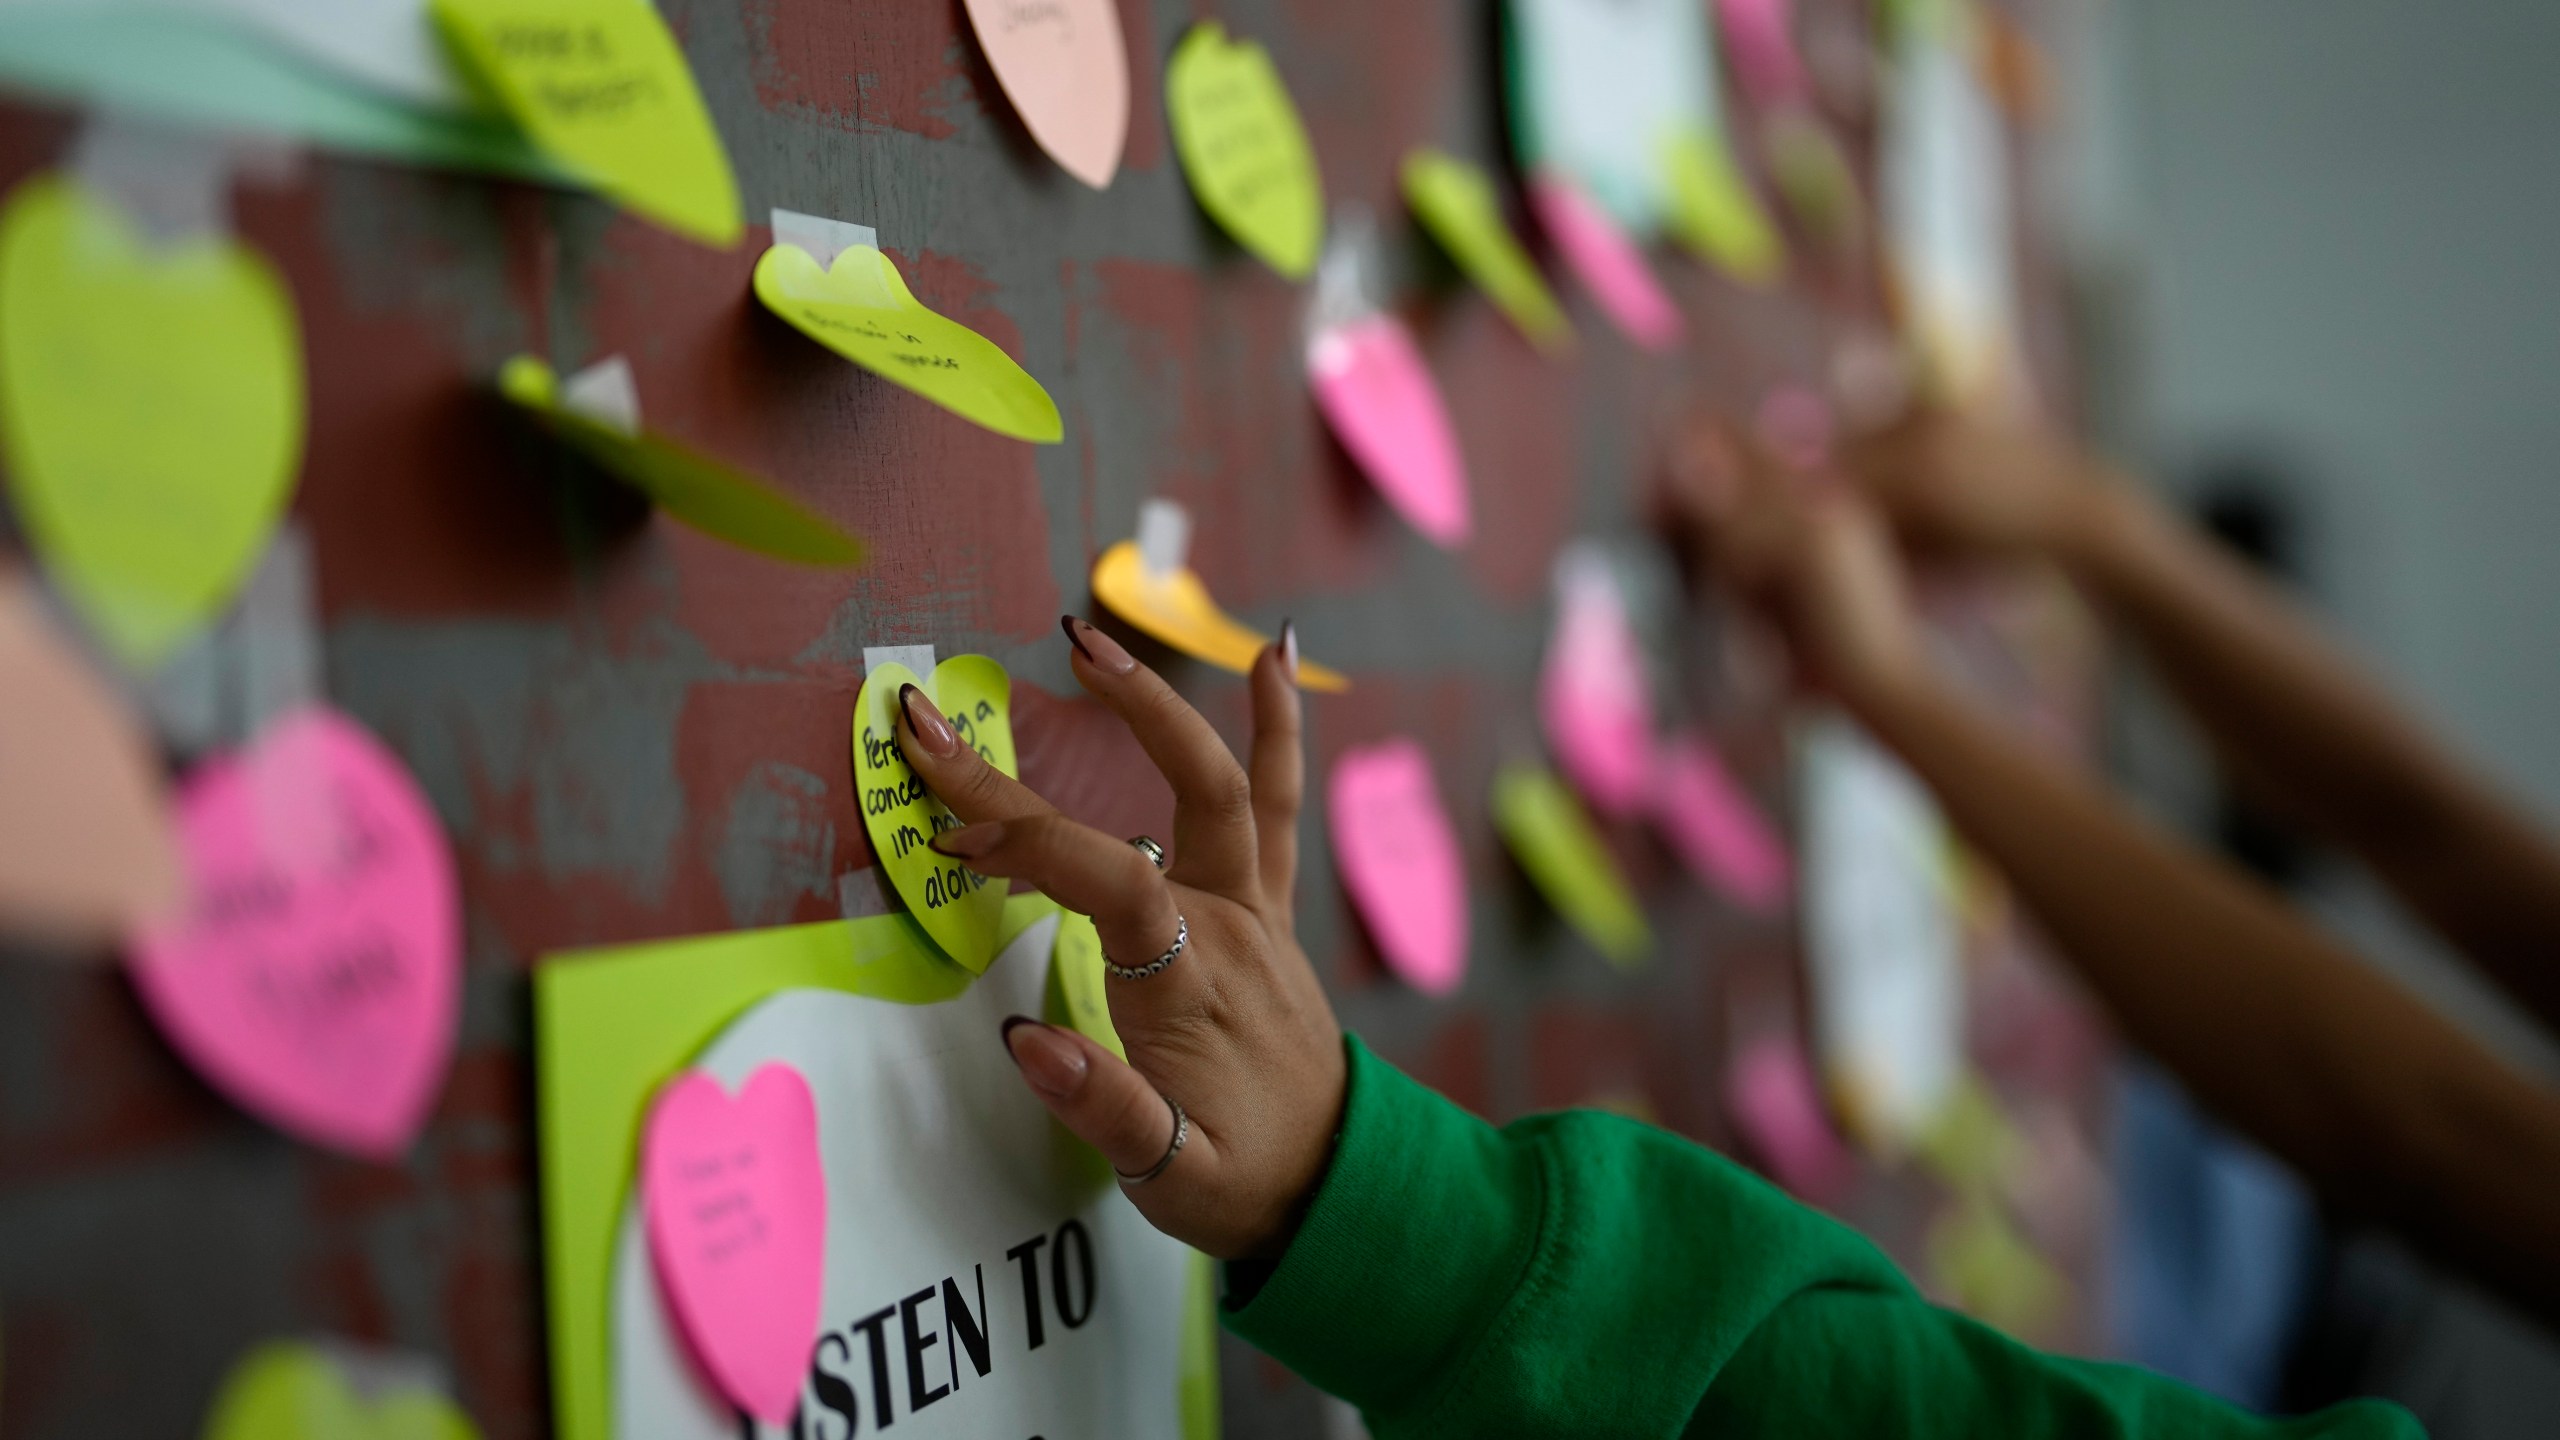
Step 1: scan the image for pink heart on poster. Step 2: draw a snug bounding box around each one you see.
[1654,732,1793,912]
[1726,1034,1853,1203]
[1310,314,1473,549]
[1528,172,1684,354]
[1717,0,1811,106]
[1328,738,1469,995]
[1539,555,1655,818]
[128,705,457,1159]
[963,0,1131,189]
[643,1065,829,1426]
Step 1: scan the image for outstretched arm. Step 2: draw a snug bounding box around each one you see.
[1848,414,2560,1037]
[1669,429,2560,1327]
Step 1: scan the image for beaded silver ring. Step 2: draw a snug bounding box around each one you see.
[1102,913,1186,981]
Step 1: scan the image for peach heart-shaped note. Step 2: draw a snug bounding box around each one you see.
[642,1064,828,1426]
[1539,550,1655,818]
[127,705,458,1158]
[964,0,1131,189]
[1310,315,1472,549]
[1328,738,1468,995]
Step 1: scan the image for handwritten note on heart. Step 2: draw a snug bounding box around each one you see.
[753,238,1062,444]
[499,356,864,566]
[963,0,1130,189]
[1166,22,1323,279]
[1329,739,1468,995]
[1539,549,1656,818]
[0,172,304,669]
[1528,171,1684,353]
[851,655,1017,972]
[1309,315,1471,549]
[206,1342,480,1440]
[642,1064,828,1426]
[0,568,178,948]
[1089,540,1351,691]
[1654,731,1792,912]
[1492,761,1649,966]
[1402,149,1571,351]
[127,705,459,1158]
[431,0,741,247]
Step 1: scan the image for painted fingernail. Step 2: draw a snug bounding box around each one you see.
[1003,1017,1086,1097]
[927,822,1004,859]
[1064,616,1137,675]
[899,683,959,757]
[1278,619,1300,687]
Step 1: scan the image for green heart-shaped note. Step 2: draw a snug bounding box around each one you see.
[204,1342,478,1440]
[1047,910,1126,1059]
[1166,22,1324,280]
[498,355,863,566]
[851,655,1018,972]
[0,173,304,669]
[754,242,1062,443]
[1403,148,1572,352]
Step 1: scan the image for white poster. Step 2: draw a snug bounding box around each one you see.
[610,916,1196,1439]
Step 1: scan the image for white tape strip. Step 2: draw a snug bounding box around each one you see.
[559,355,643,436]
[1136,499,1191,581]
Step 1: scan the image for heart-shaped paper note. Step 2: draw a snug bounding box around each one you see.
[0,568,178,948]
[1089,540,1351,691]
[1528,171,1684,352]
[1049,909,1127,1059]
[1539,549,1656,817]
[1329,739,1468,995]
[642,1064,828,1426]
[1654,731,1792,912]
[205,1342,480,1440]
[964,0,1130,189]
[851,655,1018,971]
[1309,314,1472,549]
[1166,22,1323,279]
[753,240,1063,443]
[1725,1033,1853,1202]
[1662,127,1785,285]
[430,0,741,246]
[128,705,459,1158]
[1491,761,1650,967]
[1717,0,1810,106]
[1402,149,1571,352]
[0,172,304,670]
[499,356,865,566]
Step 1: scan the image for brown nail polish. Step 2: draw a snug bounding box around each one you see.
[899,683,959,757]
[1064,616,1137,675]
[928,822,1003,859]
[1060,613,1095,663]
[1004,1018,1087,1097]
[1279,618,1300,687]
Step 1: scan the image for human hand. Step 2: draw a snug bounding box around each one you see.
[1663,420,1927,707]
[1837,408,2122,564]
[892,616,1345,1261]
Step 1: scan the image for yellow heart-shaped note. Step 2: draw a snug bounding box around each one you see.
[204,1342,479,1440]
[498,356,863,566]
[1166,22,1324,279]
[0,173,304,669]
[431,0,742,247]
[851,655,1018,972]
[1491,761,1651,967]
[1048,910,1126,1059]
[1662,128,1785,286]
[754,242,1063,444]
[1089,540,1349,691]
[1402,149,1572,352]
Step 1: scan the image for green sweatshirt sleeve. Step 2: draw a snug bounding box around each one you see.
[1224,1036,2422,1440]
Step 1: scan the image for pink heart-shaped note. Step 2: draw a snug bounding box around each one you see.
[1528,172,1684,354]
[1718,0,1811,106]
[128,705,458,1158]
[1539,557,1655,818]
[1310,314,1473,548]
[1726,1034,1854,1203]
[643,1064,829,1426]
[1328,738,1469,995]
[964,0,1131,189]
[1654,732,1793,912]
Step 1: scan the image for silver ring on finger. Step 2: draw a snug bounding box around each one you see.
[1129,835,1168,870]
[1116,1094,1188,1186]
[1102,913,1186,981]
